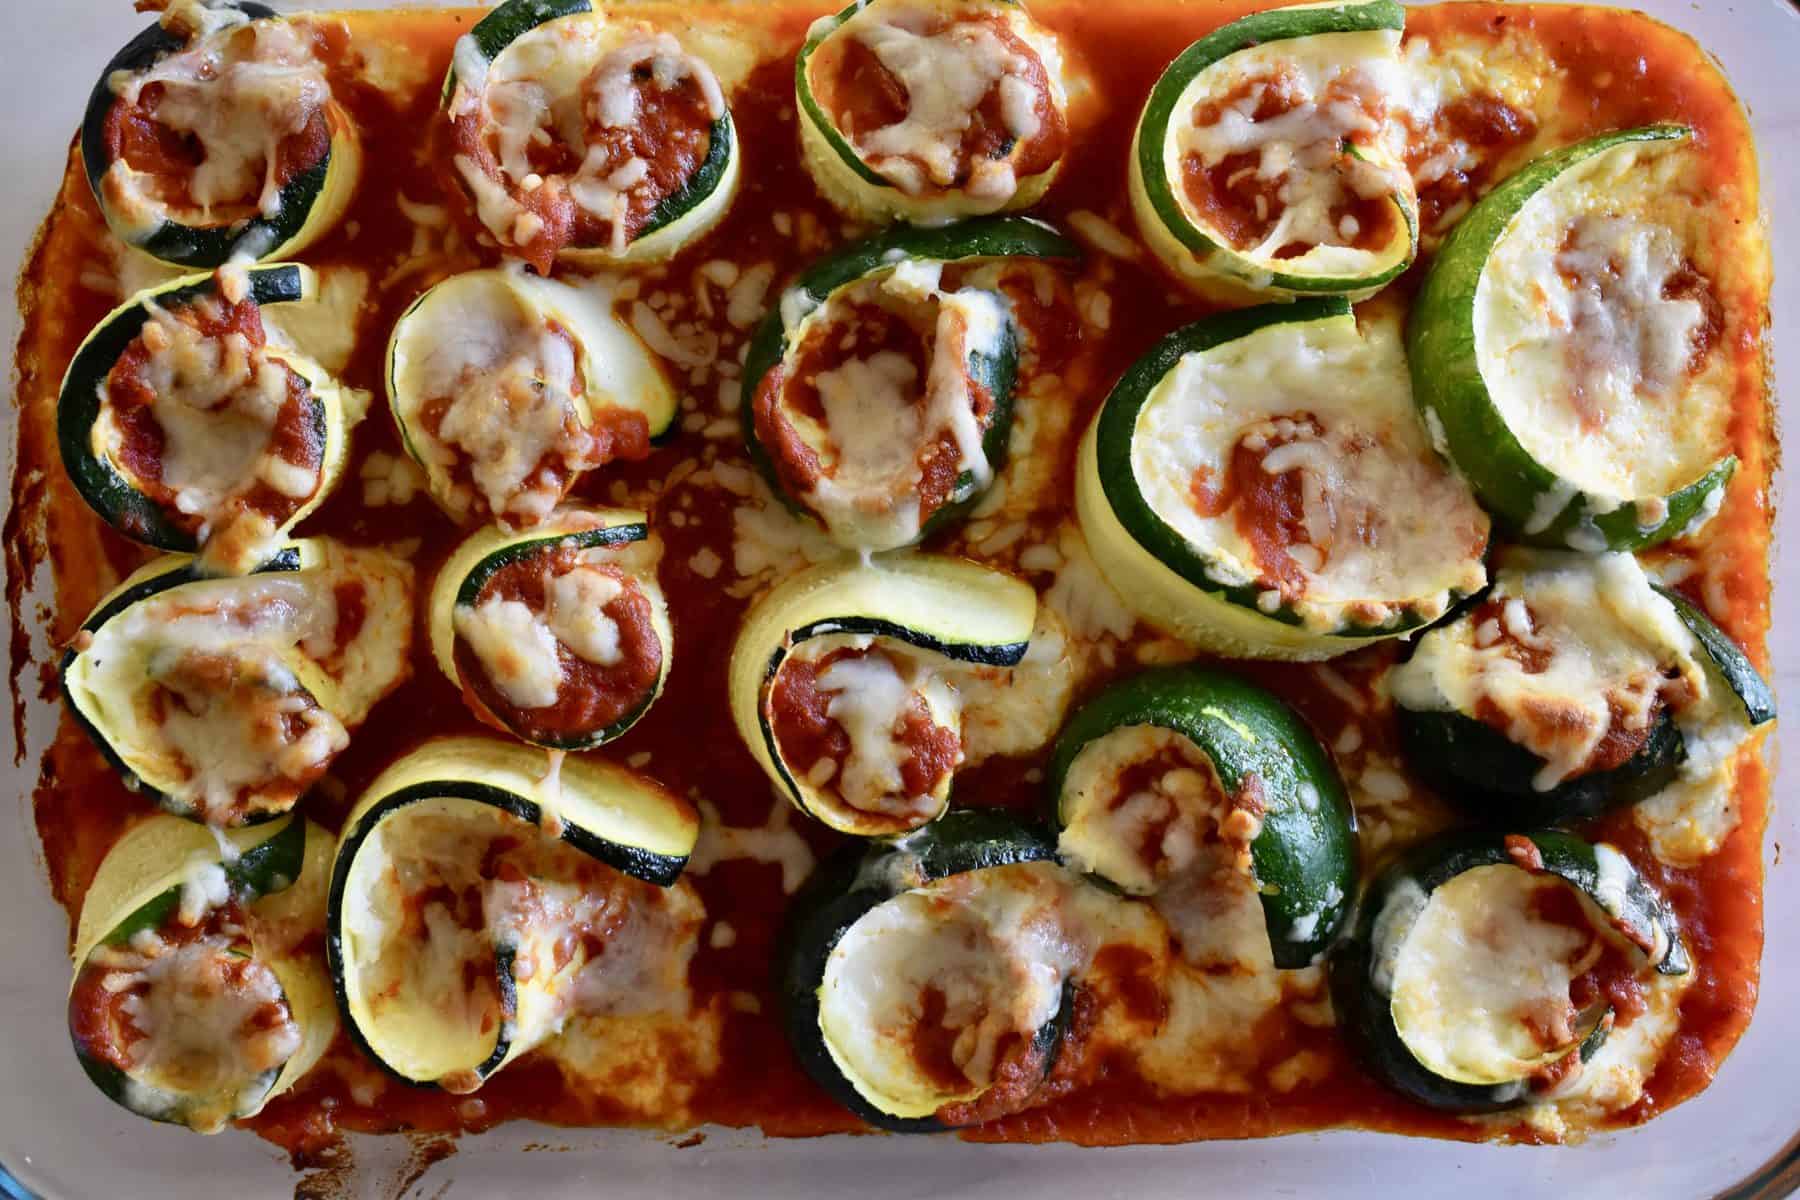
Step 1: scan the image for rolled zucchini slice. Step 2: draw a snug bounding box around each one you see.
[778,809,1078,1131]
[1047,666,1356,968]
[1408,125,1737,551]
[743,218,1075,552]
[427,507,672,750]
[68,814,337,1133]
[1391,549,1773,826]
[326,737,700,1091]
[386,267,676,528]
[58,264,361,576]
[59,538,414,826]
[81,1,361,268]
[1076,297,1489,660]
[1331,830,1687,1113]
[442,0,739,272]
[795,0,1071,223]
[1129,0,1417,301]
[728,554,1037,837]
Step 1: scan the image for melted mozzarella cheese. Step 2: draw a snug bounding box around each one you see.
[454,596,564,710]
[1389,552,1708,789]
[1474,137,1730,509]
[543,566,626,667]
[1130,310,1488,632]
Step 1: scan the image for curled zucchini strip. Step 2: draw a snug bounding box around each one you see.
[796,0,1071,223]
[728,554,1037,837]
[1408,126,1736,551]
[1392,549,1775,827]
[1046,666,1356,968]
[68,814,337,1133]
[779,810,1076,1131]
[427,507,672,750]
[1331,830,1687,1113]
[58,265,361,576]
[742,217,1075,553]
[1076,297,1489,660]
[59,538,414,827]
[81,1,361,268]
[1129,0,1417,301]
[326,737,700,1091]
[386,267,675,528]
[442,0,739,271]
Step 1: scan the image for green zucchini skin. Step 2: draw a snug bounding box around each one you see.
[1045,666,1357,967]
[776,809,1066,1133]
[1129,0,1416,299]
[741,217,1076,548]
[1397,707,1686,828]
[57,545,308,823]
[444,0,735,260]
[58,266,317,553]
[1330,830,1687,1114]
[1653,584,1777,727]
[1407,125,1733,552]
[80,3,345,268]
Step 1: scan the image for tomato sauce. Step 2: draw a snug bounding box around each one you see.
[6,0,1772,1165]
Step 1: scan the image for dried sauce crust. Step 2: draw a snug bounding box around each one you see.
[6,0,1774,1161]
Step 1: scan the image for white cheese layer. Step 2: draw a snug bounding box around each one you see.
[1129,309,1488,632]
[1473,137,1731,509]
[1389,551,1713,790]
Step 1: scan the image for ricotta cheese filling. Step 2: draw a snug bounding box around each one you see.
[1169,29,1410,275]
[819,3,1062,201]
[818,861,1085,1119]
[96,292,324,574]
[760,263,1008,551]
[1387,865,1624,1090]
[1129,312,1489,631]
[449,20,725,264]
[103,7,332,232]
[1473,138,1729,507]
[768,635,963,830]
[1389,552,1710,790]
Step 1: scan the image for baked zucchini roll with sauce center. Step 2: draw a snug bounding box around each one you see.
[59,539,413,826]
[797,0,1070,222]
[1077,298,1489,661]
[83,0,360,268]
[730,555,1037,837]
[387,267,675,527]
[327,738,700,1092]
[1332,831,1687,1113]
[442,0,739,271]
[1048,667,1357,968]
[781,811,1092,1131]
[59,265,360,576]
[1130,0,1417,301]
[744,218,1075,553]
[429,508,672,750]
[1410,126,1735,551]
[1391,549,1776,827]
[69,814,336,1133]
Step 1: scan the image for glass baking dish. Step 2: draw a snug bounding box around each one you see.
[0,1,1793,1195]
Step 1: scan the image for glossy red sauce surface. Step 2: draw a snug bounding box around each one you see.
[6,0,1772,1163]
